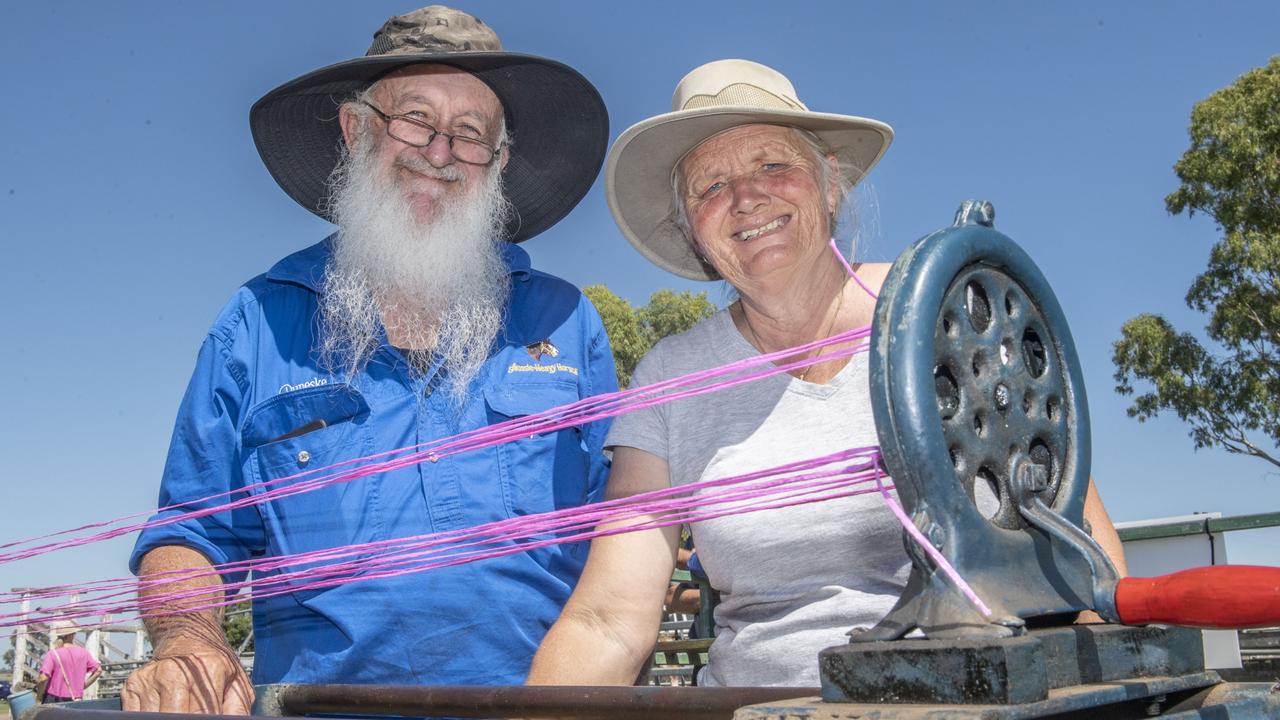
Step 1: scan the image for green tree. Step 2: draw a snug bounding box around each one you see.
[1113,56,1280,468]
[583,286,649,388]
[639,289,716,342]
[222,601,254,653]
[584,285,716,386]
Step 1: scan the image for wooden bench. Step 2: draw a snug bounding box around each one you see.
[645,569,718,685]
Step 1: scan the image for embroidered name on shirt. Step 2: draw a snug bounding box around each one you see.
[279,377,330,394]
[507,362,579,377]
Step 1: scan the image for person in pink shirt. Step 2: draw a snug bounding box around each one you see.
[36,623,101,703]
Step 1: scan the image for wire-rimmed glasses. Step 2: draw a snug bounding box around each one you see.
[361,101,501,165]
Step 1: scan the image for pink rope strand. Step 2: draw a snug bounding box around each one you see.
[0,330,871,565]
[7,455,877,615]
[829,238,881,300]
[0,446,877,608]
[872,465,993,618]
[2,451,885,629]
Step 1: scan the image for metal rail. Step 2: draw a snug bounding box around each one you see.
[1117,511,1280,542]
[22,685,819,720]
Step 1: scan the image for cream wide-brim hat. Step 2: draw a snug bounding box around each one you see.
[605,59,894,281]
[49,620,77,638]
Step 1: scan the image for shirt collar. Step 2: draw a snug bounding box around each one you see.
[266,235,532,293]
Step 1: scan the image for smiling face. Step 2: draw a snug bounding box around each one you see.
[677,124,840,293]
[339,64,507,222]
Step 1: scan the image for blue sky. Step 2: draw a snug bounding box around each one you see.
[2,1,1277,596]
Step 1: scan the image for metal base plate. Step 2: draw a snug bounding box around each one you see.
[820,625,1205,705]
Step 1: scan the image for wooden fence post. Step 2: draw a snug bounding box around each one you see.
[10,591,29,689]
[83,617,104,700]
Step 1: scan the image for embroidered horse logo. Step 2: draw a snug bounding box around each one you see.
[525,339,559,360]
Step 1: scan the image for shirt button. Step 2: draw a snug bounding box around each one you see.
[297,450,311,464]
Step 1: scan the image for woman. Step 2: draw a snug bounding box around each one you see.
[528,59,1124,688]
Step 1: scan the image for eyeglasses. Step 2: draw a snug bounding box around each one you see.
[360,101,501,166]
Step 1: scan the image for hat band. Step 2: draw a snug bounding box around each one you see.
[679,83,807,112]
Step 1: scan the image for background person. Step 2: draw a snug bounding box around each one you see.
[124,5,614,713]
[529,59,1127,688]
[36,623,101,703]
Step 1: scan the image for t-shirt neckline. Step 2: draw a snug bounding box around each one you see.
[714,309,857,400]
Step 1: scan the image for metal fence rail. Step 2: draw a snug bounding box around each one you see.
[1116,511,1280,542]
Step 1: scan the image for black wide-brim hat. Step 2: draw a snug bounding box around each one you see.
[249,8,607,243]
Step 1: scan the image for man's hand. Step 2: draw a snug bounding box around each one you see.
[122,636,252,714]
[124,546,254,714]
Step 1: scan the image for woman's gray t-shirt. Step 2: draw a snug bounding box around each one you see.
[606,309,910,687]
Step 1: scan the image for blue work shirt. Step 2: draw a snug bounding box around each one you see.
[131,238,617,685]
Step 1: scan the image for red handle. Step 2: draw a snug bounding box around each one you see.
[1115,565,1280,628]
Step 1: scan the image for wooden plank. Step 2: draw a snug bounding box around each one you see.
[654,638,714,653]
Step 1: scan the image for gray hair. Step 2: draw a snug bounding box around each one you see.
[667,126,857,256]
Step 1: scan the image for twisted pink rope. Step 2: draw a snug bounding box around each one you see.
[0,330,871,565]
[3,449,885,630]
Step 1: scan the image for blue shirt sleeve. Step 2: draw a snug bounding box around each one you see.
[129,332,266,585]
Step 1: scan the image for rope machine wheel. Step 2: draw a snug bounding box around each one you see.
[860,200,1280,643]
[862,200,1102,640]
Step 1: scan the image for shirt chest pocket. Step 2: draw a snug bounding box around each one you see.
[484,380,590,519]
[241,384,379,593]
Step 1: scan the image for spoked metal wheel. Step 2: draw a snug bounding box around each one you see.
[934,263,1070,530]
[859,201,1097,639]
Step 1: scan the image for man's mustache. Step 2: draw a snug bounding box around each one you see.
[394,156,465,182]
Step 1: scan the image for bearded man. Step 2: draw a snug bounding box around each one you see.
[124,6,615,713]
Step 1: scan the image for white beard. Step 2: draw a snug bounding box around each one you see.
[319,126,513,403]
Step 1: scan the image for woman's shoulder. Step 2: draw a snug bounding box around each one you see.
[657,307,731,348]
[632,308,734,382]
[853,262,893,294]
